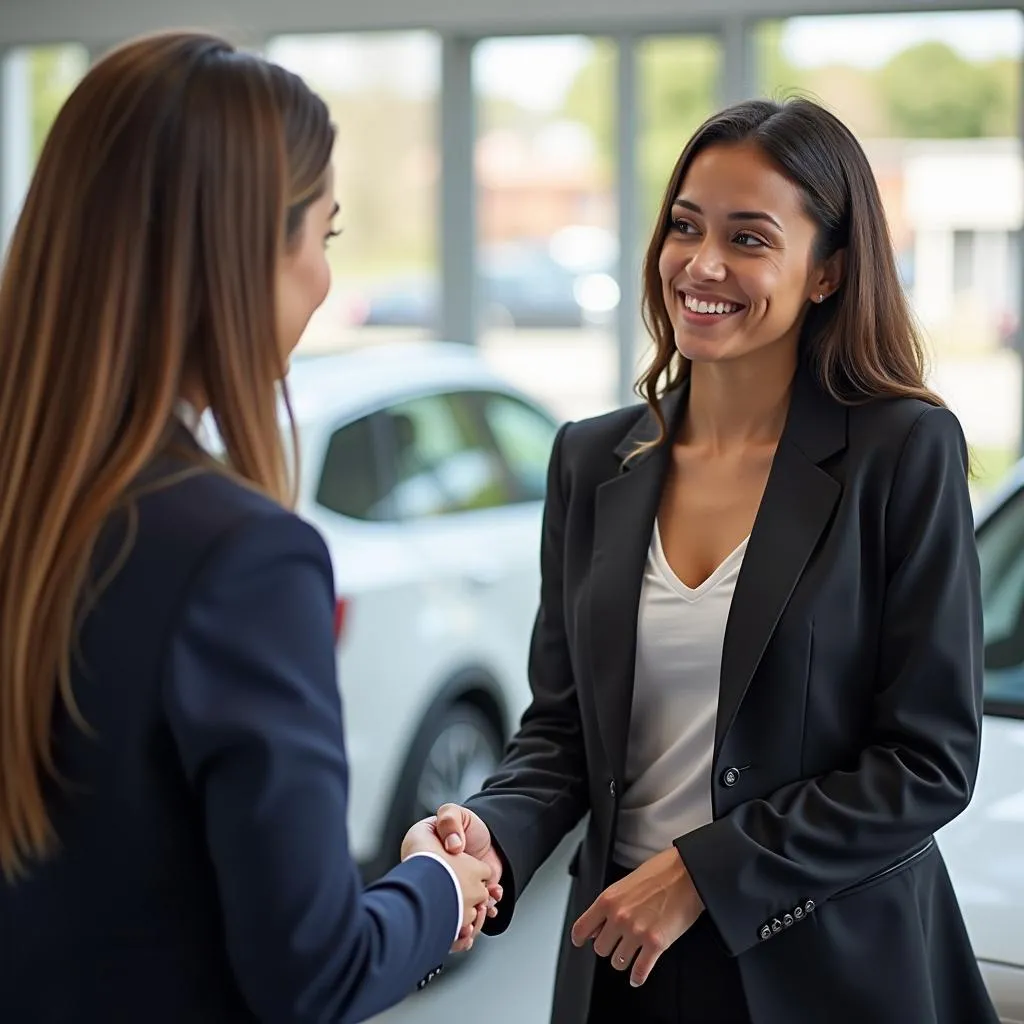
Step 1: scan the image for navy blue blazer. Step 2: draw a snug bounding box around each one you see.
[0,442,456,1023]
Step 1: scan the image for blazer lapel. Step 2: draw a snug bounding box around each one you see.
[588,386,685,783]
[714,365,846,756]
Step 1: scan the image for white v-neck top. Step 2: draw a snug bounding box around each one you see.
[613,520,748,869]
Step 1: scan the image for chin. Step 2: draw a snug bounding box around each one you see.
[673,332,736,364]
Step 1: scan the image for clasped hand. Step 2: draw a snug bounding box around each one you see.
[402,805,503,953]
[413,805,703,982]
[571,848,705,988]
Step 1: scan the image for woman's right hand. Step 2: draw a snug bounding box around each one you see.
[435,804,505,950]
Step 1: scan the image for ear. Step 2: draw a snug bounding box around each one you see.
[809,248,846,304]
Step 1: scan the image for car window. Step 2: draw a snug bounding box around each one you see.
[315,414,387,521]
[477,392,558,503]
[380,393,511,518]
[978,485,1024,716]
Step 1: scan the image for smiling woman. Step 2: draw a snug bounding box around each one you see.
[425,96,998,1024]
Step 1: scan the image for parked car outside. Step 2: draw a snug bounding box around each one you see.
[940,456,1024,1024]
[279,342,558,875]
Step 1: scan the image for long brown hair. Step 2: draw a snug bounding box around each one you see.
[0,31,334,880]
[637,97,944,449]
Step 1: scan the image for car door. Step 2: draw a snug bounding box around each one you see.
[373,388,557,721]
[939,480,1024,1023]
[303,409,438,864]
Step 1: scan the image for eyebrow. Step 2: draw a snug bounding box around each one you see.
[329,202,340,218]
[672,198,782,230]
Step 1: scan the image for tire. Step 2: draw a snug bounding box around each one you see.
[373,699,504,874]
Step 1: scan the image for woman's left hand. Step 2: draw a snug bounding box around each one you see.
[571,848,705,987]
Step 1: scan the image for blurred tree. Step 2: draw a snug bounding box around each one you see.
[636,37,720,225]
[28,46,86,159]
[562,37,720,226]
[877,41,1008,138]
[560,39,617,181]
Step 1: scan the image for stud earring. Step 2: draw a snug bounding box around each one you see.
[817,293,825,303]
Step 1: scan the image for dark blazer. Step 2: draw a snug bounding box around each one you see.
[0,442,454,1024]
[465,365,998,1024]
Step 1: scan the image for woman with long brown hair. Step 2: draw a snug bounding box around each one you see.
[432,97,998,1022]
[0,31,492,1023]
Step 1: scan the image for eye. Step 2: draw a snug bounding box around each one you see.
[671,218,699,236]
[734,231,768,248]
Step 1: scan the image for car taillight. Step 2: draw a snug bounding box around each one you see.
[333,597,349,645]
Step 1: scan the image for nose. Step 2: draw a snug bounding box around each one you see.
[688,237,727,282]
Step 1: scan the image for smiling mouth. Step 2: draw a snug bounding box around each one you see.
[681,291,744,316]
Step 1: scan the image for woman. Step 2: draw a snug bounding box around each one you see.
[0,31,493,1024]
[434,98,997,1023]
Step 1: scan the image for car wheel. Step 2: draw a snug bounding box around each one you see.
[376,699,504,874]
[409,702,503,823]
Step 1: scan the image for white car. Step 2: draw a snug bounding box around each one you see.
[940,457,1024,1023]
[282,342,557,875]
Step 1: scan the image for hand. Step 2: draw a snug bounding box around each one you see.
[401,818,493,940]
[433,803,505,951]
[571,848,704,988]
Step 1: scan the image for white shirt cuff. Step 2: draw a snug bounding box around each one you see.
[406,852,462,945]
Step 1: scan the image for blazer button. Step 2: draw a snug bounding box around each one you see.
[793,906,804,921]
[770,918,783,934]
[759,925,772,941]
[804,900,815,914]
[783,914,794,928]
[721,767,740,788]
[609,779,616,798]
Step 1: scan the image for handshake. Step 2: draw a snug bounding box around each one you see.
[401,804,503,952]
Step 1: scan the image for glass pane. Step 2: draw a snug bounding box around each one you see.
[315,416,384,521]
[383,393,510,518]
[978,487,1024,708]
[478,392,558,502]
[755,11,1023,502]
[266,33,440,353]
[26,45,88,161]
[474,37,618,423]
[635,35,722,375]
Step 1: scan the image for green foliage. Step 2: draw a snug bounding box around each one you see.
[28,46,86,160]
[877,41,1012,139]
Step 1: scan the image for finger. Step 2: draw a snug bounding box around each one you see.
[435,803,467,853]
[571,904,604,947]
[610,940,640,973]
[630,946,663,988]
[471,902,487,939]
[592,922,622,959]
[488,883,503,903]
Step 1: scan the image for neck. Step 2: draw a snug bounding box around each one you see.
[681,344,797,450]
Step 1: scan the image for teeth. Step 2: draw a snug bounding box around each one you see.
[683,293,739,315]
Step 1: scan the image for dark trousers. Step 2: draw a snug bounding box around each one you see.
[586,864,752,1024]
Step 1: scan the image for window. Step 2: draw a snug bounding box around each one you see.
[265,33,440,353]
[978,485,1024,715]
[476,392,558,502]
[952,230,975,294]
[315,414,387,521]
[381,393,511,518]
[755,10,1024,498]
[474,36,619,423]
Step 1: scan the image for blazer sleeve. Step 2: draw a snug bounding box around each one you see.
[677,405,984,957]
[162,509,460,1024]
[463,420,591,933]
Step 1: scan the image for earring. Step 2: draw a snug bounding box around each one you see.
[817,293,825,303]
